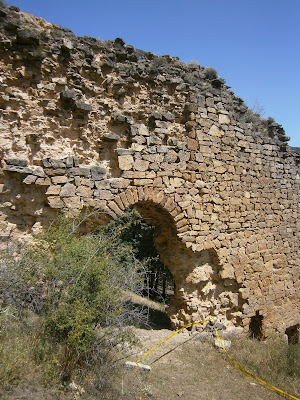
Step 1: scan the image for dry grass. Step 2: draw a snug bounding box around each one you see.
[230,335,300,398]
[115,332,300,400]
[0,310,129,400]
[1,301,299,400]
[0,310,56,397]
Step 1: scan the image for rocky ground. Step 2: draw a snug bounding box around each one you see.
[121,327,285,400]
[3,324,295,400]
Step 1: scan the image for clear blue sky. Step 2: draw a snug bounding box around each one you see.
[7,0,300,147]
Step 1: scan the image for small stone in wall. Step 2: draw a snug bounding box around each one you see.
[46,185,61,195]
[63,196,82,209]
[22,175,37,185]
[74,101,92,111]
[52,176,69,184]
[102,132,120,141]
[208,125,224,138]
[118,155,134,170]
[91,166,106,180]
[60,183,76,197]
[76,186,93,197]
[134,159,149,171]
[47,196,64,208]
[35,177,51,185]
[219,114,230,124]
[6,158,28,167]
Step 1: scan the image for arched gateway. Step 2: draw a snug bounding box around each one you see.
[0,5,299,338]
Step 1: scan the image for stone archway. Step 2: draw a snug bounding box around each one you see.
[84,188,247,333]
[1,161,248,334]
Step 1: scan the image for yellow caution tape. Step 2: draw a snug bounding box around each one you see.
[214,323,300,400]
[135,319,206,370]
[134,318,300,400]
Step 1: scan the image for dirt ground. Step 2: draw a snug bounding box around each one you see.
[4,326,296,400]
[120,327,287,400]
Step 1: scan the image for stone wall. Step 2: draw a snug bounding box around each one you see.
[0,4,299,336]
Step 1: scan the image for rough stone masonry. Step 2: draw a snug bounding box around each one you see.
[0,4,299,337]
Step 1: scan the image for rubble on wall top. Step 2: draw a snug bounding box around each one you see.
[0,2,295,153]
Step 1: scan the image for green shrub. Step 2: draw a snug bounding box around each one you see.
[245,109,260,123]
[267,116,275,124]
[204,66,218,80]
[183,72,198,85]
[101,207,174,302]
[0,213,148,389]
[0,209,174,394]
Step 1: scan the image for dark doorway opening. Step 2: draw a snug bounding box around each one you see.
[249,311,263,340]
[285,324,299,345]
[99,206,175,329]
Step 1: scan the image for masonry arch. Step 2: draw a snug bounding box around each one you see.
[76,187,246,332]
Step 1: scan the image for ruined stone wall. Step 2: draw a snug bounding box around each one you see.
[0,5,299,336]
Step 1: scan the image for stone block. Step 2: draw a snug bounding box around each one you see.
[60,183,76,197]
[153,177,163,187]
[108,201,122,215]
[178,150,190,162]
[65,157,74,168]
[118,155,134,171]
[170,177,184,188]
[122,171,146,179]
[102,132,120,141]
[22,175,37,185]
[133,179,153,186]
[114,195,125,210]
[94,189,114,200]
[120,192,130,208]
[164,150,178,163]
[4,165,32,175]
[80,178,94,187]
[68,167,91,177]
[131,123,149,136]
[109,178,131,189]
[162,112,175,121]
[208,125,224,137]
[48,196,64,208]
[219,114,230,124]
[52,176,69,184]
[74,101,92,111]
[187,138,199,151]
[35,177,51,185]
[95,180,110,189]
[91,166,107,180]
[135,187,143,201]
[134,159,149,171]
[130,187,139,203]
[63,196,82,209]
[146,171,156,179]
[176,218,188,228]
[125,189,134,204]
[6,158,28,167]
[76,186,93,197]
[51,159,66,169]
[215,166,227,174]
[45,168,66,176]
[46,185,61,195]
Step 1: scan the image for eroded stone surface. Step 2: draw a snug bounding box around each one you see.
[0,4,299,337]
